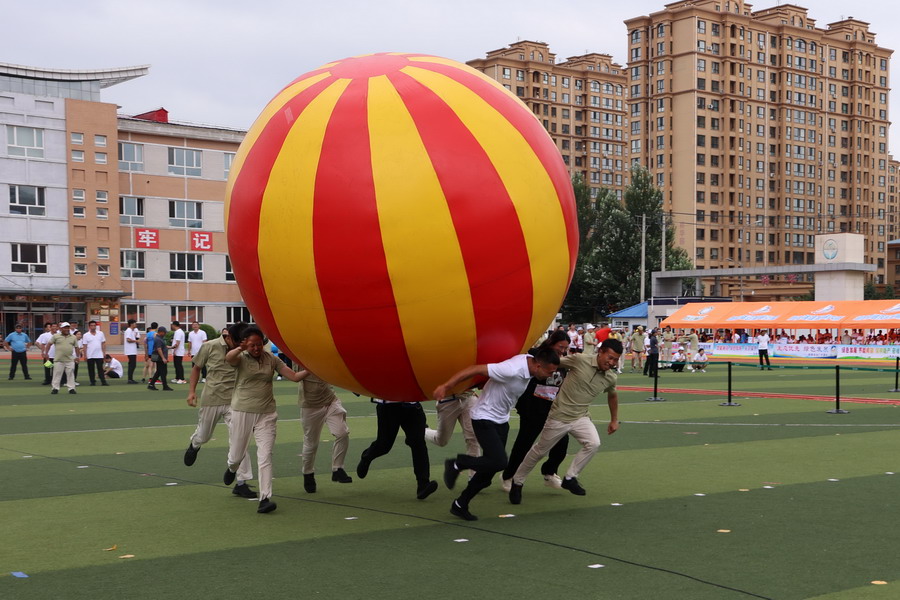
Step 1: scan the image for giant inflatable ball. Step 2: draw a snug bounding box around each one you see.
[225,53,577,401]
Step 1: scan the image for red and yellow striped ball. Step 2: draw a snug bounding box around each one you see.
[225,53,577,401]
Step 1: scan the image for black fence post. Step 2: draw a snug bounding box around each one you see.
[827,364,849,414]
[646,359,665,402]
[720,361,740,406]
[890,357,900,393]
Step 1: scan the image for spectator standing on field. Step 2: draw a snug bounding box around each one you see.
[630,326,645,373]
[141,322,158,383]
[187,321,208,381]
[758,329,772,370]
[123,319,141,384]
[81,320,108,387]
[4,323,33,380]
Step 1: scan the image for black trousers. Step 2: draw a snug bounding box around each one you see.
[671,362,685,373]
[87,358,106,384]
[759,349,771,367]
[455,419,510,508]
[127,355,137,381]
[502,412,567,481]
[173,356,185,380]
[646,353,659,378]
[361,402,430,484]
[150,361,170,388]
[43,358,53,384]
[9,351,29,379]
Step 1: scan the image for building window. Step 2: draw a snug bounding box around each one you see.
[95,152,107,164]
[122,304,147,330]
[97,264,110,277]
[72,150,84,162]
[118,142,144,171]
[169,253,203,280]
[9,185,46,216]
[97,247,110,260]
[11,243,47,273]
[74,263,87,275]
[171,305,204,324]
[119,196,145,225]
[73,189,85,202]
[224,152,235,179]
[96,207,109,220]
[169,200,202,228]
[225,255,236,281]
[121,250,145,278]
[96,190,108,203]
[168,147,202,176]
[226,306,253,326]
[73,206,86,219]
[94,134,107,147]
[74,246,87,258]
[7,125,44,158]
[71,132,84,145]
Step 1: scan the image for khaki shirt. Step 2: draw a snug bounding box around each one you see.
[50,333,79,363]
[630,332,645,351]
[298,372,338,408]
[549,353,618,423]
[231,351,286,414]
[193,337,235,407]
[663,331,675,346]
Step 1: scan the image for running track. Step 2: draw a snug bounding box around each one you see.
[618,386,900,405]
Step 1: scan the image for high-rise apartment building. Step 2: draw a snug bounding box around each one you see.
[625,0,893,294]
[0,62,248,341]
[468,41,630,198]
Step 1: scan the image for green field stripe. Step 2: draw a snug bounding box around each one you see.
[805,581,899,599]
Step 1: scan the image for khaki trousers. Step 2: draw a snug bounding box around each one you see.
[424,396,480,456]
[51,361,76,391]
[300,400,350,474]
[190,404,253,482]
[227,410,277,501]
[512,416,600,484]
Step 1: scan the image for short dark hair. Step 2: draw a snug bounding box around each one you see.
[600,338,624,355]
[104,354,112,360]
[127,319,136,326]
[543,330,570,347]
[149,322,158,330]
[242,326,265,342]
[533,347,561,366]
[228,322,250,343]
[88,320,97,326]
[171,321,181,328]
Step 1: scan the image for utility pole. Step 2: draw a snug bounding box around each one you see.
[660,214,666,273]
[640,213,647,303]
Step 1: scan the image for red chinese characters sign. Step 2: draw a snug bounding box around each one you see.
[135,228,159,249]
[190,232,213,251]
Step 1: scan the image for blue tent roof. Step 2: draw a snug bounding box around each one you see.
[608,302,648,318]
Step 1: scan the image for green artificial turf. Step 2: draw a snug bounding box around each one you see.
[2,365,899,600]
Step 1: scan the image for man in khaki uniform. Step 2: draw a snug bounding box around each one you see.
[49,322,78,395]
[424,390,479,456]
[509,338,622,504]
[630,326,645,372]
[184,328,256,498]
[299,371,352,493]
[662,327,675,367]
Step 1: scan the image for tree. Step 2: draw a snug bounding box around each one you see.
[561,166,693,319]
[864,280,879,300]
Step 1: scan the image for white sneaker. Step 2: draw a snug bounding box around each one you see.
[701,369,706,373]
[276,376,282,381]
[75,382,80,386]
[543,473,563,489]
[501,478,512,493]
[171,378,179,384]
[201,378,206,383]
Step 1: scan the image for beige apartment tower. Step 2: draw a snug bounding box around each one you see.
[468,41,630,199]
[625,0,893,295]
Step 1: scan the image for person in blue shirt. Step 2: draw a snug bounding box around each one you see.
[4,324,33,380]
[141,322,159,383]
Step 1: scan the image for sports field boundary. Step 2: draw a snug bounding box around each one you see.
[618,386,900,405]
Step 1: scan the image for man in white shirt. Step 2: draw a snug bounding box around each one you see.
[670,348,687,372]
[123,319,141,384]
[170,321,187,384]
[103,354,124,379]
[757,329,772,370]
[81,320,108,386]
[187,321,208,381]
[691,349,708,372]
[36,322,56,385]
[434,348,560,521]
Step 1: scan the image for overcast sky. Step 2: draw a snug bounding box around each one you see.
[6,0,898,151]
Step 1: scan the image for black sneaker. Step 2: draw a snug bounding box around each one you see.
[24,377,32,380]
[561,477,587,496]
[69,389,77,395]
[127,380,139,384]
[183,443,200,466]
[101,382,109,386]
[331,468,352,483]
[51,389,59,394]
[356,456,372,479]
[509,482,523,505]
[303,473,317,493]
[416,480,438,500]
[147,385,158,391]
[232,483,258,498]
[450,501,477,521]
[223,468,236,486]
[257,498,277,513]
[443,459,460,489]
[162,386,174,391]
